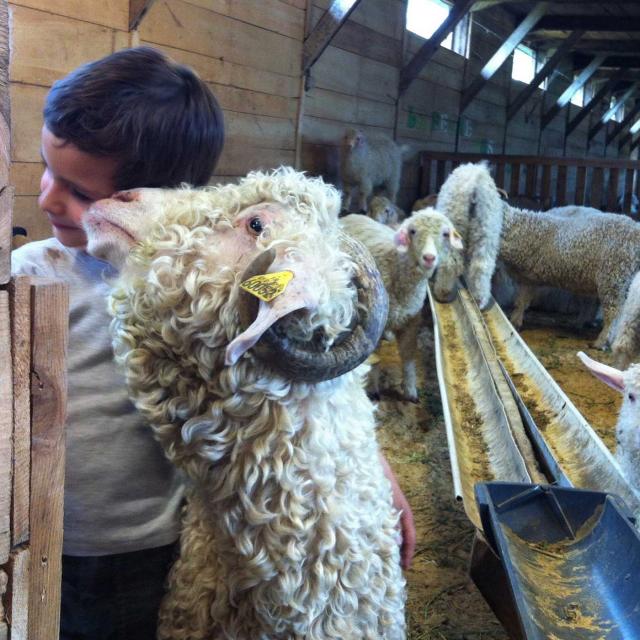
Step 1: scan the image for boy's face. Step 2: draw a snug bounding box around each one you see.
[39,125,119,248]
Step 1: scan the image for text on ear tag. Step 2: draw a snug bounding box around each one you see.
[240,270,294,302]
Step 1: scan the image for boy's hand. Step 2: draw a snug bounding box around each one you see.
[379,453,417,570]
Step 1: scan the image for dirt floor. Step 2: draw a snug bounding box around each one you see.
[375,309,619,640]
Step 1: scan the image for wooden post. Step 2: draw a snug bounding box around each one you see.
[0,0,10,286]
[28,279,68,640]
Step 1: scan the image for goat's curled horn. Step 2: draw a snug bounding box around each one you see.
[237,234,388,383]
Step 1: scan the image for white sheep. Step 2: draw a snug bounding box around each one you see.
[611,270,640,369]
[578,351,640,492]
[83,168,407,639]
[369,195,404,226]
[432,163,640,349]
[340,128,402,213]
[434,162,503,310]
[340,208,463,402]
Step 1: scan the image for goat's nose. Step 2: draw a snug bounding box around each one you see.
[112,190,139,203]
[423,253,436,266]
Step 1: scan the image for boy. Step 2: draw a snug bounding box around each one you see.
[12,45,414,639]
[12,46,224,639]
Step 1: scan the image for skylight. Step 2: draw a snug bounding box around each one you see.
[512,45,536,84]
[406,0,454,50]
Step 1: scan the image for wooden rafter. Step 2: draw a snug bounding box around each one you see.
[302,0,363,73]
[535,16,640,32]
[630,134,640,153]
[506,30,583,122]
[460,2,548,114]
[537,40,640,55]
[567,69,625,140]
[399,0,476,95]
[540,54,605,130]
[606,100,640,147]
[473,0,640,8]
[129,0,156,31]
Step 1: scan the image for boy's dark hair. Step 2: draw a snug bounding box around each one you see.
[44,46,224,190]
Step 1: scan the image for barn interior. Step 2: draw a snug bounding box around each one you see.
[2,0,640,638]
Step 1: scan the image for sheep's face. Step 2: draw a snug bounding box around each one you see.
[89,169,387,387]
[393,208,463,276]
[370,196,400,226]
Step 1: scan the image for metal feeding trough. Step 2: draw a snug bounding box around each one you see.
[475,482,640,640]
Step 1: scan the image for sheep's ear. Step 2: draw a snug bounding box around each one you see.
[393,226,410,253]
[449,228,463,250]
[577,351,625,393]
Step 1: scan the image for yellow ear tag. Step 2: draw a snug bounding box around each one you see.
[240,270,294,302]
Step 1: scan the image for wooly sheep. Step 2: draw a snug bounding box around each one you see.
[340,209,463,402]
[369,196,404,226]
[433,163,640,348]
[434,162,503,310]
[340,128,402,214]
[83,167,406,639]
[578,351,640,492]
[611,270,640,369]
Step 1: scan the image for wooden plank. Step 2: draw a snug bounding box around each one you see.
[303,0,363,72]
[10,0,128,31]
[540,164,551,203]
[28,279,68,640]
[0,186,10,286]
[187,0,305,40]
[525,163,536,196]
[312,0,404,41]
[215,145,296,177]
[607,168,620,211]
[7,547,30,640]
[1,0,9,284]
[9,5,114,87]
[10,84,47,163]
[495,163,505,190]
[624,168,635,212]
[591,167,604,209]
[399,0,476,95]
[139,0,302,77]
[9,163,41,197]
[575,165,586,205]
[0,292,11,564]
[556,165,567,206]
[510,163,521,196]
[420,155,432,197]
[435,159,446,192]
[12,196,51,244]
[305,87,395,128]
[9,276,31,546]
[606,101,640,147]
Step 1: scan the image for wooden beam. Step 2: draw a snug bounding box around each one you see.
[474,0,640,7]
[538,40,640,55]
[129,0,156,31]
[399,0,476,95]
[630,134,640,153]
[302,0,363,73]
[535,16,640,31]
[541,54,604,130]
[507,30,583,122]
[606,100,640,146]
[28,279,68,640]
[460,2,548,114]
[568,69,625,139]
[0,0,10,286]
[602,82,639,124]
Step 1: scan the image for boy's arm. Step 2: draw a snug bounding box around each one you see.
[379,452,416,570]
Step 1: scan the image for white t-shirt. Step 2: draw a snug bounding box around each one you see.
[12,238,184,556]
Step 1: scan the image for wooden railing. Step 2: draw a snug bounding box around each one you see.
[418,151,640,214]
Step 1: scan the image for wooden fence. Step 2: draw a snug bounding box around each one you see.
[419,151,640,214]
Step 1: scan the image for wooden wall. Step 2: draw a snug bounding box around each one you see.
[8,0,636,240]
[8,0,305,242]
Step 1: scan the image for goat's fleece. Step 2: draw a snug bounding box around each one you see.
[97,167,406,639]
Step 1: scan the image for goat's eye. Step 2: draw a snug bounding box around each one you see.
[409,228,416,236]
[629,393,636,402]
[248,217,263,234]
[443,230,450,238]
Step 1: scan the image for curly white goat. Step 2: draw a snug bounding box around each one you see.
[578,351,640,492]
[434,162,503,310]
[340,209,462,402]
[83,168,406,640]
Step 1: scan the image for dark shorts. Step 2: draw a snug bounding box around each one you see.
[60,542,178,640]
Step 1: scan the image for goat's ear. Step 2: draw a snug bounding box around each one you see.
[449,227,463,250]
[393,226,410,253]
[577,351,625,393]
